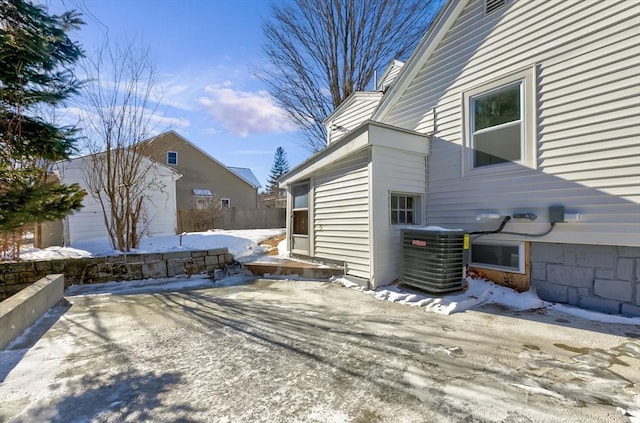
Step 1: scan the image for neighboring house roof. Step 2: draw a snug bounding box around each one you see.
[144,130,260,189]
[372,0,466,121]
[57,150,182,180]
[228,167,261,189]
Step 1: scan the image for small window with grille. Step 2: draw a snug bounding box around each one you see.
[390,193,421,225]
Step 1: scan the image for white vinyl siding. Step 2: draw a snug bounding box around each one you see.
[370,147,427,288]
[56,156,178,244]
[326,93,382,144]
[383,0,640,246]
[313,150,371,279]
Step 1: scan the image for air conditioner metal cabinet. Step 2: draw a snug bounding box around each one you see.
[401,228,466,294]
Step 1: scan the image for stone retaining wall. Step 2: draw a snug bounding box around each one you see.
[531,243,640,316]
[0,249,233,302]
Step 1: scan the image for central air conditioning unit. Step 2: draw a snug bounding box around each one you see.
[401,228,467,294]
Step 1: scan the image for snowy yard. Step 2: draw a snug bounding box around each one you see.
[1,229,640,422]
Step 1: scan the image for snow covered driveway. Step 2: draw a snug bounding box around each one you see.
[1,279,639,423]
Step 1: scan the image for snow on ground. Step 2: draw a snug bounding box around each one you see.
[333,276,640,325]
[18,228,285,261]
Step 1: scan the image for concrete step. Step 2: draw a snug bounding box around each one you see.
[243,258,344,280]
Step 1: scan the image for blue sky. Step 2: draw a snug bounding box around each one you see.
[46,0,309,190]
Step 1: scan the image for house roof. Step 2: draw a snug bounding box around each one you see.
[322,91,384,126]
[228,167,261,189]
[279,120,429,186]
[144,130,260,189]
[372,0,467,121]
[376,59,405,91]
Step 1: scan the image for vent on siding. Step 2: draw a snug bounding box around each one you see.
[485,0,506,15]
[400,229,466,294]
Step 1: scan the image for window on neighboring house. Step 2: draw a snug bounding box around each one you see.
[192,189,213,210]
[221,198,230,208]
[464,68,535,173]
[167,151,178,165]
[292,183,309,235]
[390,193,421,225]
[470,241,524,273]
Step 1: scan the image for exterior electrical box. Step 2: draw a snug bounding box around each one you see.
[400,228,467,294]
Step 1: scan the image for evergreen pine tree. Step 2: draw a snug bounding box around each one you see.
[266,147,290,193]
[0,0,86,235]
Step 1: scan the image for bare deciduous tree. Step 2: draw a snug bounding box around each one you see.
[262,0,442,153]
[80,41,168,251]
[191,193,225,232]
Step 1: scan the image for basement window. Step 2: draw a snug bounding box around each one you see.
[390,193,422,225]
[470,241,524,273]
[485,0,506,15]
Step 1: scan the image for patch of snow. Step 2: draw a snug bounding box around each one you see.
[18,228,285,261]
[277,237,289,257]
[332,276,640,326]
[66,277,216,297]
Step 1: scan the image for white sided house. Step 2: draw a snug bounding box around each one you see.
[280,0,640,316]
[54,154,181,246]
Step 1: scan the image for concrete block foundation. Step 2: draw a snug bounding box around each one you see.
[531,243,640,316]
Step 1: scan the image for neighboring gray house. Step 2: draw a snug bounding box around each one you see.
[140,131,261,232]
[280,0,640,316]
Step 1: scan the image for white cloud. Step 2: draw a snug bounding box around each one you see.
[199,85,296,137]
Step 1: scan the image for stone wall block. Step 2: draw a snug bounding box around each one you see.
[564,244,616,269]
[531,263,546,280]
[621,303,640,318]
[205,255,219,266]
[617,258,635,282]
[142,261,167,279]
[532,280,568,303]
[207,248,228,256]
[34,261,52,273]
[595,269,615,280]
[162,251,192,260]
[547,265,594,288]
[579,296,621,315]
[167,259,189,277]
[567,288,579,306]
[618,246,640,258]
[530,243,564,263]
[593,279,633,302]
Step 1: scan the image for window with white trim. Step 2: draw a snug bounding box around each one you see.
[463,68,535,173]
[470,240,524,273]
[390,193,421,225]
[167,151,178,165]
[221,198,230,208]
[292,182,309,235]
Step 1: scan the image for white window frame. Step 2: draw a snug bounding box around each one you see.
[390,192,422,226]
[470,239,525,274]
[221,198,230,208]
[167,151,178,165]
[462,67,536,176]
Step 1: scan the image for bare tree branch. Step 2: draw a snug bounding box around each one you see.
[79,40,170,251]
[261,0,442,153]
